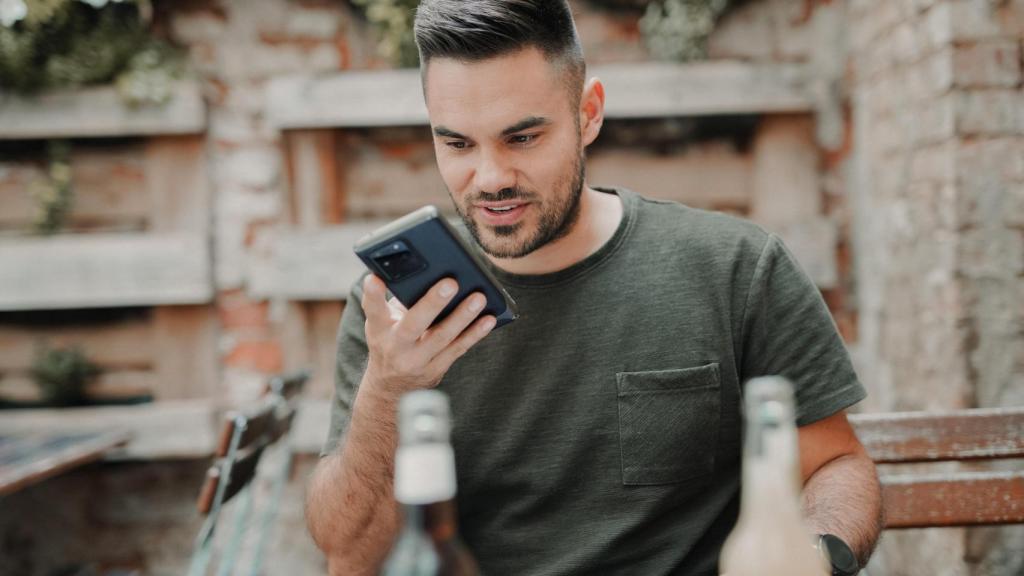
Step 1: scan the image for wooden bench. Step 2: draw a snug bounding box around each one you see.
[849,407,1024,529]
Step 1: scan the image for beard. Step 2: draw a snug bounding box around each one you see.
[454,151,586,259]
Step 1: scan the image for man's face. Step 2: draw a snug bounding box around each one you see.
[423,48,585,259]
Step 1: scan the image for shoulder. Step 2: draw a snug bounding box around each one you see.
[625,190,772,266]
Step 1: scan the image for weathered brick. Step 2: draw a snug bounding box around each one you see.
[224,339,283,373]
[284,7,342,39]
[906,47,954,103]
[958,226,1024,279]
[217,146,282,189]
[948,0,1006,40]
[1010,183,1024,228]
[891,22,921,65]
[218,297,270,330]
[910,141,957,184]
[956,138,1024,227]
[750,115,821,225]
[917,93,958,145]
[955,90,1024,135]
[952,40,1022,87]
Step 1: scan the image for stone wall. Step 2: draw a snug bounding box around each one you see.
[848,0,1024,573]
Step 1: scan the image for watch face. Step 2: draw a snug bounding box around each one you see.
[821,534,859,576]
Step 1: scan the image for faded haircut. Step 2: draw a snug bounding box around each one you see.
[414,0,586,110]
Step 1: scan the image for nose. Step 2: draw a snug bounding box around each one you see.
[473,148,516,195]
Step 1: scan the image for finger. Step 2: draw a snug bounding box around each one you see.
[428,315,496,372]
[386,297,406,323]
[394,278,459,342]
[360,275,393,328]
[420,292,488,358]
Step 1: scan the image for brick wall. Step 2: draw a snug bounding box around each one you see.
[849,0,1024,573]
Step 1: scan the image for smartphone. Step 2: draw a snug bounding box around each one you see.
[353,206,519,329]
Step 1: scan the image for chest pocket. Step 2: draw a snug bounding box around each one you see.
[616,363,721,485]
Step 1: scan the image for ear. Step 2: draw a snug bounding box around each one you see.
[579,77,605,147]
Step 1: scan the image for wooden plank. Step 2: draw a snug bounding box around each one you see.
[586,146,752,211]
[247,223,382,301]
[0,145,149,230]
[0,430,131,496]
[0,316,154,372]
[851,407,1024,463]
[285,130,342,229]
[0,81,206,140]
[145,136,210,233]
[0,400,218,459]
[880,470,1024,528]
[1,371,158,404]
[0,232,213,311]
[266,62,812,129]
[152,306,219,400]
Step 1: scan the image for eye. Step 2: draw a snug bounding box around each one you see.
[509,133,538,146]
[446,140,470,150]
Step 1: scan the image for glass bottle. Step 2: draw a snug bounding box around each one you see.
[719,377,830,576]
[382,390,479,576]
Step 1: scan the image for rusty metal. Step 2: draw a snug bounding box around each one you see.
[880,470,1024,529]
[850,407,1024,464]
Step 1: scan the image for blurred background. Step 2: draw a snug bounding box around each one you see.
[0,0,1021,574]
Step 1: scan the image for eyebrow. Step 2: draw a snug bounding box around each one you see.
[500,116,550,136]
[432,116,551,140]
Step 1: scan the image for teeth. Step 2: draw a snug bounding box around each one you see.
[488,206,515,212]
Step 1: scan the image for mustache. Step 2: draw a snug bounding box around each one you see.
[471,187,535,204]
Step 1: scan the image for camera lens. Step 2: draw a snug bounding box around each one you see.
[373,247,426,281]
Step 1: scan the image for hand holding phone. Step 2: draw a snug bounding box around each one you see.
[353,206,518,394]
[354,206,518,329]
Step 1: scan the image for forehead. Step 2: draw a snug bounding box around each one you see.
[423,48,571,132]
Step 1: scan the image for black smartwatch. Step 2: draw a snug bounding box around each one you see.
[816,533,860,576]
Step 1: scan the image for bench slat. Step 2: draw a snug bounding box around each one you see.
[850,407,1024,464]
[880,470,1024,529]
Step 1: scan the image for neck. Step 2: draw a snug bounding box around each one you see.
[488,186,622,276]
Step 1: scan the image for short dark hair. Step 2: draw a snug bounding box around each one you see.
[414,0,586,107]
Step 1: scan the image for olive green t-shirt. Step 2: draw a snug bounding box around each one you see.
[324,187,866,575]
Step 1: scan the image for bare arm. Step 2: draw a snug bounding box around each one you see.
[798,411,884,568]
[305,275,496,575]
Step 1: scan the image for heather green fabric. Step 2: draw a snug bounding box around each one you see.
[324,188,866,576]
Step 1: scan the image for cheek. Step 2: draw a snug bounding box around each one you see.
[436,154,473,196]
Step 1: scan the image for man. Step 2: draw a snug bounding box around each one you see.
[306,1,882,574]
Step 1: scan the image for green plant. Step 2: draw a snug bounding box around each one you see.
[29,139,73,235]
[30,345,100,407]
[0,0,184,104]
[639,0,734,62]
[347,0,741,68]
[350,0,420,68]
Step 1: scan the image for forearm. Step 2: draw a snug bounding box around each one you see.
[801,449,883,567]
[306,382,402,575]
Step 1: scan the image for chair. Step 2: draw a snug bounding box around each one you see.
[188,370,310,576]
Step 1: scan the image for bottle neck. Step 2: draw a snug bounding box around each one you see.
[403,499,460,543]
[394,441,457,505]
[739,412,803,517]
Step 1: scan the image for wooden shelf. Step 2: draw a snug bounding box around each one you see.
[0,400,218,460]
[247,223,383,301]
[0,232,213,311]
[0,81,206,140]
[266,61,812,130]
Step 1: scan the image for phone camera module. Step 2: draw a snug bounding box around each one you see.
[371,241,427,281]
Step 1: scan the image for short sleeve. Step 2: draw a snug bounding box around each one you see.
[739,234,866,426]
[321,275,370,456]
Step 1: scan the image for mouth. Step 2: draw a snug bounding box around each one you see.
[475,201,529,226]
